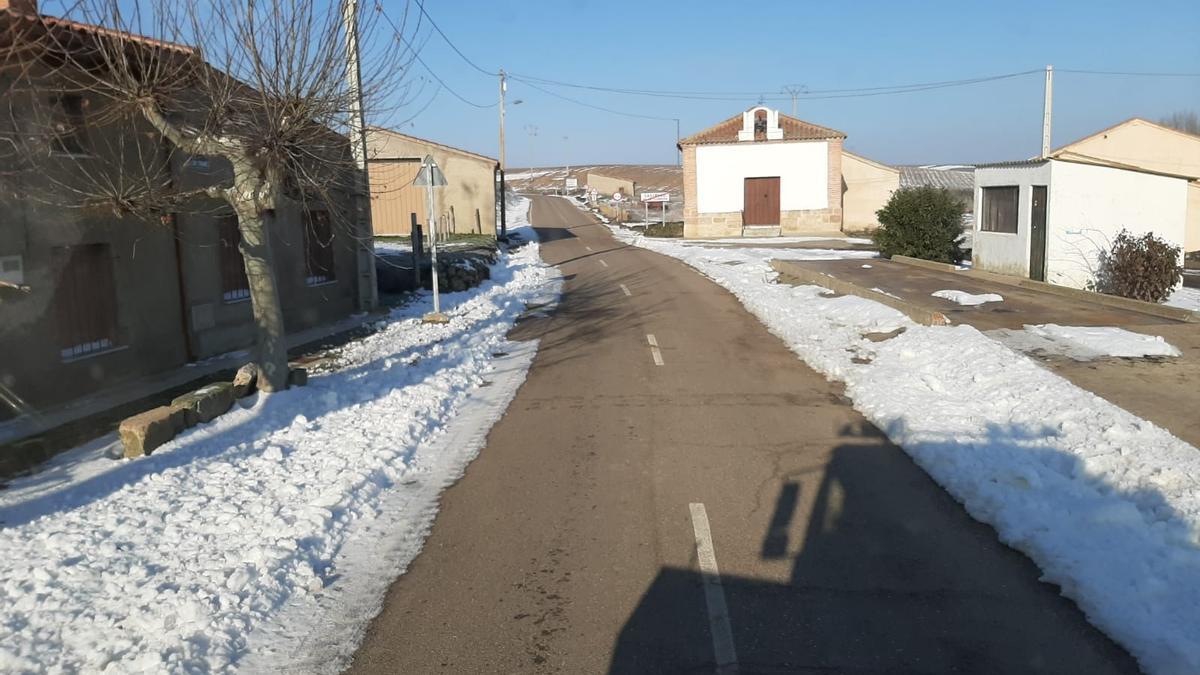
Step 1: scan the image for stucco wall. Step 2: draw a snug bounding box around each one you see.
[841,152,899,232]
[367,130,498,237]
[972,163,1052,278]
[695,141,828,213]
[1057,120,1200,181]
[586,173,636,201]
[1188,182,1200,253]
[1045,160,1187,289]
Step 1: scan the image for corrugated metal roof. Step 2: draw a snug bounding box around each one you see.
[898,165,976,190]
[679,109,845,146]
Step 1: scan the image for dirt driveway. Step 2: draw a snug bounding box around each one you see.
[779,258,1200,448]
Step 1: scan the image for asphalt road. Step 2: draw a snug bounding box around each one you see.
[346,195,1138,674]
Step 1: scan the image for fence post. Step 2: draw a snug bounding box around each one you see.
[411,214,423,289]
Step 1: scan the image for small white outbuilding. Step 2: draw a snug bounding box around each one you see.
[972,158,1188,289]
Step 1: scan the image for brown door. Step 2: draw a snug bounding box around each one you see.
[743,177,781,226]
[1029,186,1048,282]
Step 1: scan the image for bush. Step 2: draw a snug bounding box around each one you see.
[643,221,683,238]
[872,187,965,264]
[1091,230,1182,303]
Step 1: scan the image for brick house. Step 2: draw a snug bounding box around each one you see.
[679,107,847,238]
[0,3,368,428]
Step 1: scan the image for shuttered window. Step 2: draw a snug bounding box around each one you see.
[52,243,118,360]
[981,186,1019,233]
[218,215,250,302]
[303,210,336,285]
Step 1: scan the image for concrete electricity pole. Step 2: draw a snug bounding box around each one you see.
[341,0,377,311]
[524,124,538,189]
[781,84,806,116]
[1041,65,1054,158]
[674,118,681,166]
[498,69,507,238]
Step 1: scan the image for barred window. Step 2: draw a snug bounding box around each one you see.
[303,210,336,285]
[52,243,118,360]
[218,215,250,302]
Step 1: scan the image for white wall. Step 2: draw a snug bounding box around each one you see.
[1046,161,1187,288]
[695,142,828,214]
[972,163,1050,278]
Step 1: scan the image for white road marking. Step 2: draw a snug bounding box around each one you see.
[585,245,593,251]
[598,259,609,268]
[619,284,632,297]
[689,503,739,674]
[646,334,664,366]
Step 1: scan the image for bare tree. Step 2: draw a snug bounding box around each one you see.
[1,0,425,390]
[1160,111,1200,135]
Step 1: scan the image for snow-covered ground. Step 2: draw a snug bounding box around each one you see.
[608,222,1200,675]
[0,198,558,674]
[931,289,1003,306]
[1166,286,1200,312]
[991,324,1182,361]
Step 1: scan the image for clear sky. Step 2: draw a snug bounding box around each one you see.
[373,0,1200,168]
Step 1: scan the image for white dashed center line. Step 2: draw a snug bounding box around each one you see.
[585,245,593,251]
[619,284,632,297]
[646,334,664,366]
[598,259,609,268]
[689,503,738,674]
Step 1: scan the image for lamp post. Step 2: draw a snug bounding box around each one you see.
[415,154,449,324]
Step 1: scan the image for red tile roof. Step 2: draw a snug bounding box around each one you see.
[679,109,846,146]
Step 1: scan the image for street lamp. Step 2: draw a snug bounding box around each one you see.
[414,154,449,324]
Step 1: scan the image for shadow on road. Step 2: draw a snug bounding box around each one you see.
[609,421,1145,674]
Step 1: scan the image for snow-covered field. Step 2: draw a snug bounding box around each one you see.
[0,198,558,673]
[609,222,1200,675]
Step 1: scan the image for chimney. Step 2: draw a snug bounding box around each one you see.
[0,0,38,14]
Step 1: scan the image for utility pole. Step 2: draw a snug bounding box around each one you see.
[674,118,681,167]
[781,84,806,117]
[498,69,507,238]
[1041,64,1053,158]
[524,124,538,190]
[342,0,377,311]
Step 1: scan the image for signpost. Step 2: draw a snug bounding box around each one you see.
[414,154,449,324]
[565,177,578,191]
[641,192,670,226]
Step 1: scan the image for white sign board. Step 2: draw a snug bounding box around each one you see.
[612,192,624,202]
[640,191,670,203]
[565,177,578,190]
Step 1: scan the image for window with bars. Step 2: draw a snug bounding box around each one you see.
[52,243,118,360]
[303,209,336,285]
[51,93,88,155]
[218,215,250,302]
[980,186,1019,234]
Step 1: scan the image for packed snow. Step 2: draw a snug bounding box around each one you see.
[608,220,1200,675]
[0,197,558,673]
[931,289,1004,306]
[1165,286,1200,313]
[990,324,1182,361]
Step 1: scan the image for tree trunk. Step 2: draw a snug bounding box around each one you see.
[236,206,290,393]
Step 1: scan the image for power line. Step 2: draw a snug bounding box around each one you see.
[375,4,496,109]
[510,76,678,122]
[413,0,498,77]
[1057,68,1200,77]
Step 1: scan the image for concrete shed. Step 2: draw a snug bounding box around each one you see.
[973,158,1188,289]
[366,128,500,237]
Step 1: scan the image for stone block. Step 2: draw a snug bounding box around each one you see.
[119,405,188,458]
[171,382,235,425]
[232,363,258,398]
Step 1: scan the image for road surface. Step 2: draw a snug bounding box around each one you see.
[347,195,1136,674]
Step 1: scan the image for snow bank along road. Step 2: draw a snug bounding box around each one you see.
[348,195,1139,674]
[0,200,559,673]
[616,222,1200,675]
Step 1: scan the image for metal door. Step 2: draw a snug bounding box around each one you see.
[1029,186,1048,282]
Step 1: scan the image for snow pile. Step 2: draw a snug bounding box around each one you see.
[1166,286,1200,313]
[0,197,558,673]
[991,324,1182,361]
[611,224,1200,674]
[931,289,1003,306]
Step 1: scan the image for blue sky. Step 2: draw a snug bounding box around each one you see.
[374,0,1200,167]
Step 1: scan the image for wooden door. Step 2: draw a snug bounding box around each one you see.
[743,177,781,226]
[1029,186,1048,282]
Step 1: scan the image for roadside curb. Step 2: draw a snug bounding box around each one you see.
[888,256,1200,323]
[769,260,949,326]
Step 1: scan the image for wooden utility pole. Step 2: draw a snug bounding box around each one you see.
[1041,65,1053,158]
[498,69,508,238]
[342,0,377,310]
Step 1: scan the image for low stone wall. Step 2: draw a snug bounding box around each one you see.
[685,208,843,239]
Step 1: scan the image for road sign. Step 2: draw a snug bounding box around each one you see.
[565,177,578,190]
[612,192,624,202]
[640,191,669,203]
